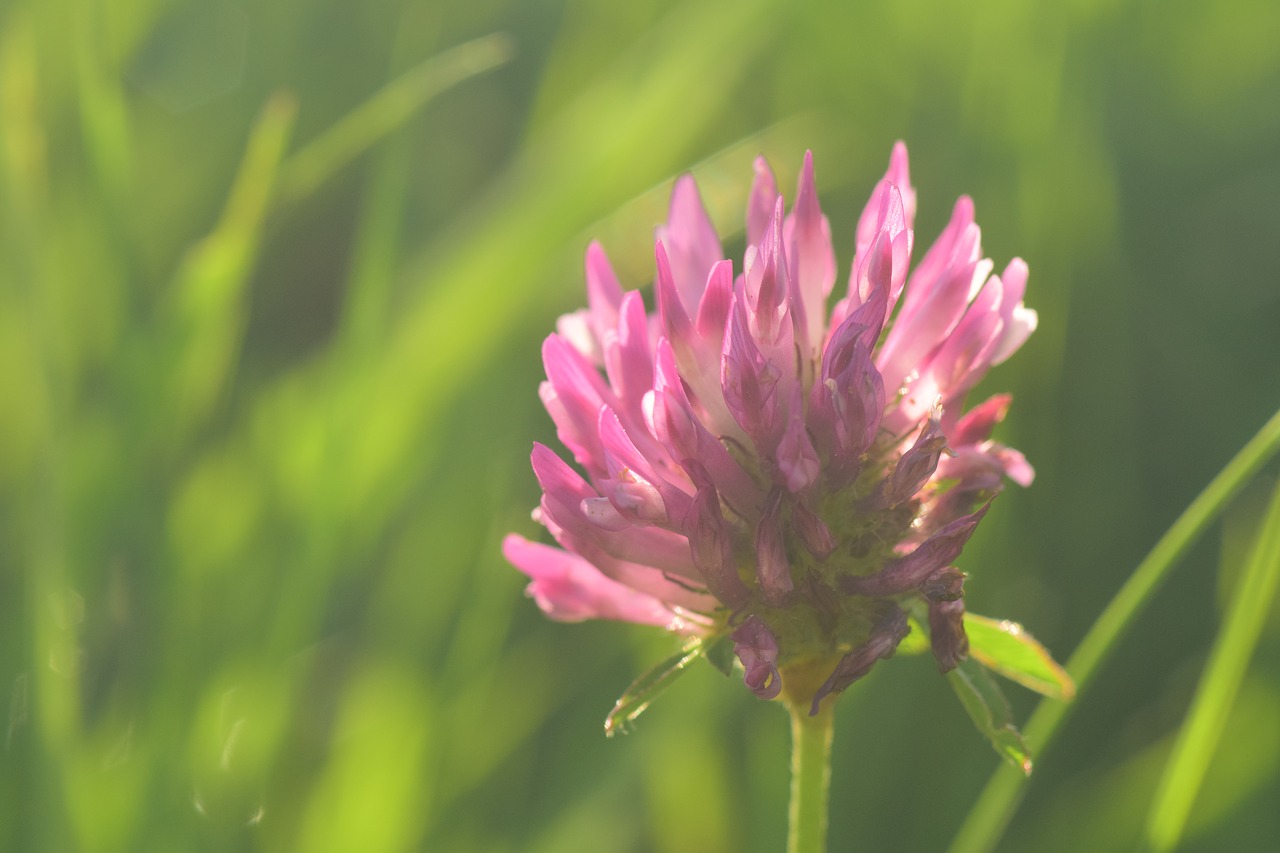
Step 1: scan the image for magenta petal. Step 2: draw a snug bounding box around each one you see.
[648,340,760,516]
[695,260,735,345]
[504,534,699,630]
[542,334,618,477]
[657,174,724,317]
[732,615,782,699]
[855,145,916,260]
[951,394,1012,447]
[585,241,624,341]
[810,606,910,715]
[754,489,793,604]
[785,151,837,357]
[532,443,701,579]
[993,445,1035,487]
[661,256,738,440]
[842,501,990,597]
[990,258,1037,366]
[877,196,981,398]
[789,151,837,297]
[684,461,751,608]
[793,497,836,559]
[881,411,949,507]
[655,241,695,361]
[602,290,655,422]
[539,523,718,613]
[812,309,885,481]
[884,141,917,226]
[598,405,692,525]
[907,273,1005,423]
[849,181,911,313]
[776,385,820,493]
[743,196,793,350]
[928,598,969,672]
[747,156,779,247]
[722,293,781,451]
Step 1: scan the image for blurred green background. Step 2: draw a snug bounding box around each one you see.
[2,0,1279,850]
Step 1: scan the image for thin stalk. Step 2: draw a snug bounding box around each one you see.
[950,406,1280,853]
[1144,473,1280,850]
[780,659,841,853]
[787,699,835,853]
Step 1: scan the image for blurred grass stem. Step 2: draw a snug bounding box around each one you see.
[277,33,514,207]
[1144,471,1280,850]
[951,405,1280,853]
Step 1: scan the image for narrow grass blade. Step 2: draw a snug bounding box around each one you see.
[277,33,513,207]
[166,93,297,435]
[1144,475,1280,850]
[950,405,1280,853]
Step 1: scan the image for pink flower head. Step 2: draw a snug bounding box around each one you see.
[505,144,1037,714]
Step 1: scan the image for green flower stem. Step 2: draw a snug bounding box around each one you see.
[787,698,835,853]
[950,405,1280,853]
[781,659,840,853]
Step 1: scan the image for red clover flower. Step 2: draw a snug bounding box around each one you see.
[504,144,1038,717]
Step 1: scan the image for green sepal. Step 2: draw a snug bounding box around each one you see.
[604,639,706,737]
[947,657,1033,775]
[964,613,1076,700]
[702,633,735,677]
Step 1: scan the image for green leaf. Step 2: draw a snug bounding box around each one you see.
[965,613,1076,700]
[948,657,1033,776]
[703,633,735,677]
[604,640,706,737]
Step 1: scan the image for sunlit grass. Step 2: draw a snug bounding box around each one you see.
[3,0,1279,850]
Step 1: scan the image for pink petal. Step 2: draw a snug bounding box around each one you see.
[876,196,983,401]
[585,241,624,342]
[747,156,779,247]
[884,141,917,226]
[721,291,782,453]
[950,394,1012,446]
[541,335,618,477]
[656,175,724,317]
[732,615,782,699]
[776,385,820,493]
[683,461,751,608]
[785,151,837,358]
[661,255,738,440]
[743,196,793,351]
[504,534,701,630]
[655,240,695,364]
[532,443,701,579]
[881,411,948,507]
[601,290,654,423]
[646,340,761,517]
[848,181,911,314]
[754,489,793,604]
[598,405,692,525]
[989,258,1036,366]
